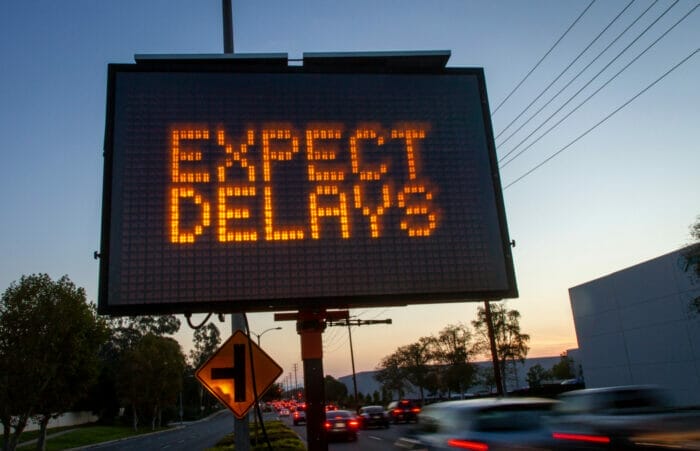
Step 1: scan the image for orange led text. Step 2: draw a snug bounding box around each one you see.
[169,124,439,243]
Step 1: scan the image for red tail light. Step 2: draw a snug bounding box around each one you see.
[348,420,359,429]
[324,421,331,430]
[446,439,488,450]
[411,407,421,413]
[553,432,611,444]
[393,408,402,415]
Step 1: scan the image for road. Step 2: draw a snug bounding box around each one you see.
[85,410,235,451]
[83,410,411,450]
[284,416,413,451]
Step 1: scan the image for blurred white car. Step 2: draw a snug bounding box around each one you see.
[395,397,557,451]
[550,385,700,449]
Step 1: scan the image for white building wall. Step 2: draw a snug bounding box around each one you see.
[0,411,98,434]
[569,246,700,407]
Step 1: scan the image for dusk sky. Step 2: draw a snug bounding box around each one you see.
[1,0,698,383]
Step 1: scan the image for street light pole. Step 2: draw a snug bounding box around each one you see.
[253,326,282,346]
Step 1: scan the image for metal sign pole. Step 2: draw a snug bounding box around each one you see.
[222,0,233,54]
[231,313,250,450]
[222,2,250,448]
[275,310,349,451]
[298,310,328,451]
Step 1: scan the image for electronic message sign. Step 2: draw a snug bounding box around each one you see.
[99,56,517,315]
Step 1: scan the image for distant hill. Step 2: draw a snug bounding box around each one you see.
[337,355,570,400]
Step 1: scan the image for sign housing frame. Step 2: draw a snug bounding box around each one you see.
[98,53,518,316]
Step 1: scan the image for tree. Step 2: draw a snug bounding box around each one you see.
[395,338,433,403]
[117,334,186,431]
[324,376,348,406]
[108,315,181,354]
[375,352,408,400]
[185,322,222,417]
[687,215,700,313]
[89,314,182,424]
[550,353,576,380]
[526,364,551,389]
[431,323,476,398]
[475,366,496,394]
[188,323,221,368]
[262,383,283,403]
[0,274,108,451]
[472,303,530,392]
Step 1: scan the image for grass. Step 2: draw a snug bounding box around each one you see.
[16,426,74,445]
[207,420,305,450]
[13,420,303,451]
[17,424,169,451]
[13,418,303,451]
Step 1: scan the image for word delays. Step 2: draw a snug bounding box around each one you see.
[196,330,282,419]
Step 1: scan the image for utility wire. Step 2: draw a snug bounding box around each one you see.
[492,0,596,115]
[503,48,698,190]
[500,2,697,170]
[325,334,351,354]
[323,325,347,350]
[243,314,274,450]
[499,0,684,167]
[497,0,660,155]
[323,310,367,350]
[368,309,389,320]
[495,0,635,141]
[322,325,343,347]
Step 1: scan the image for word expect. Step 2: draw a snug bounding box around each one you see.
[170,124,439,244]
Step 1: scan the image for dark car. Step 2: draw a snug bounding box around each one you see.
[324,410,359,442]
[292,405,306,425]
[359,405,390,429]
[388,399,421,424]
[394,397,558,451]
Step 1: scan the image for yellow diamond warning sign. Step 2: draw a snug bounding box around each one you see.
[196,330,283,419]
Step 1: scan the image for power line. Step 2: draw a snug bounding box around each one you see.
[322,325,344,349]
[368,309,389,320]
[499,0,686,168]
[491,0,596,115]
[503,48,698,190]
[494,0,635,141]
[499,2,697,170]
[324,334,350,354]
[497,0,667,163]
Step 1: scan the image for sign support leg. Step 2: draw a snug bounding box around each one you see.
[274,309,348,451]
[298,310,327,451]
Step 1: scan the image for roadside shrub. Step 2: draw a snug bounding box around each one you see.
[208,420,304,450]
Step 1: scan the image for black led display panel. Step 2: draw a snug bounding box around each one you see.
[99,62,517,315]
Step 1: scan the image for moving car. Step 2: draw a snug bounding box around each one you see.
[394,397,558,451]
[550,385,700,449]
[358,405,390,429]
[388,399,421,423]
[325,409,359,442]
[293,405,306,425]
